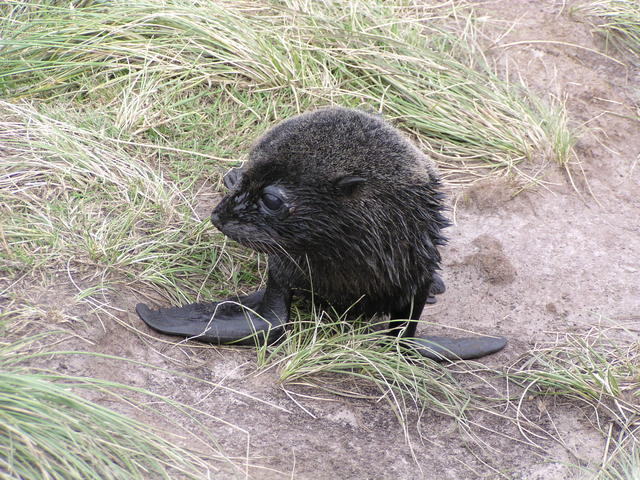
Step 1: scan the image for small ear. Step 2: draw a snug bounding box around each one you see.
[223,167,244,189]
[334,175,367,195]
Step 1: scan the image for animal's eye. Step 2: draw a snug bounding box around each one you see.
[261,192,284,212]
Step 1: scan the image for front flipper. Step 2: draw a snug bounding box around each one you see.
[409,335,507,361]
[136,282,291,346]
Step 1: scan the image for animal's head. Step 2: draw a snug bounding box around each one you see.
[210,162,367,255]
[210,107,432,256]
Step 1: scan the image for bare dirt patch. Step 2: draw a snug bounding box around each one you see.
[4,1,639,479]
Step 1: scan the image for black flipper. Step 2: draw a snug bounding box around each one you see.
[137,273,506,361]
[137,282,291,346]
[410,335,507,361]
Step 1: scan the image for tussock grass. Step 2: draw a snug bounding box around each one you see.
[508,328,639,436]
[0,0,574,181]
[0,100,255,303]
[258,317,470,415]
[578,0,640,61]
[0,334,228,480]
[255,312,508,446]
[595,441,640,480]
[506,324,640,476]
[0,297,83,337]
[258,311,640,474]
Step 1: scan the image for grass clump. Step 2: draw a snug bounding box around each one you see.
[577,0,640,61]
[506,324,640,477]
[0,100,254,303]
[256,311,502,444]
[595,442,640,480]
[507,328,639,435]
[0,0,574,182]
[0,335,225,480]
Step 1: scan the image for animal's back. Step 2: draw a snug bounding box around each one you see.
[250,107,437,186]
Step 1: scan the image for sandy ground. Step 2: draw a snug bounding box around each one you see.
[6,1,640,479]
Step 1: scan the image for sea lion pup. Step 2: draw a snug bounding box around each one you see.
[136,107,506,360]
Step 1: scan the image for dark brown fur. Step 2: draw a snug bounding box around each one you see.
[211,107,449,316]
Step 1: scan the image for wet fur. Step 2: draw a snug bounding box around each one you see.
[212,107,449,316]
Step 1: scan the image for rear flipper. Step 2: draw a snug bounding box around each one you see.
[391,278,506,361]
[136,289,288,346]
[410,335,507,361]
